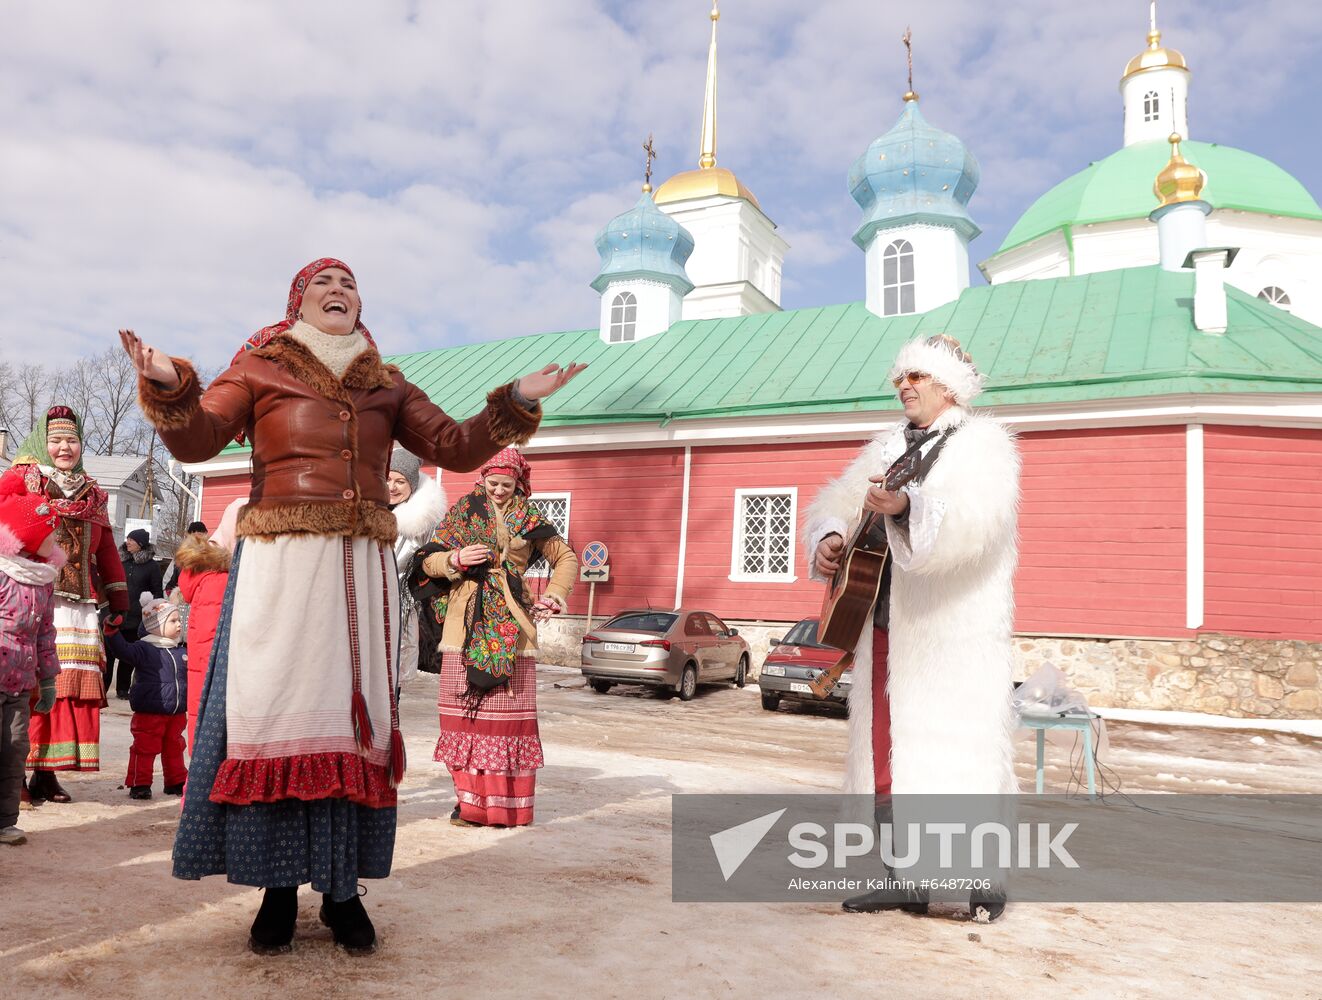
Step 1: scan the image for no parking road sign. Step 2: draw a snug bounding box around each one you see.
[581,541,609,569]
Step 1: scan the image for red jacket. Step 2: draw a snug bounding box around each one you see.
[174,536,230,748]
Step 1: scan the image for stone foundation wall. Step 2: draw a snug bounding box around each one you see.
[538,616,1322,720]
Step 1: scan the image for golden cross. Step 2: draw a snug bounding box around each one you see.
[643,133,658,190]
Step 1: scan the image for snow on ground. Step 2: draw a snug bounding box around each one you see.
[4,667,1321,999]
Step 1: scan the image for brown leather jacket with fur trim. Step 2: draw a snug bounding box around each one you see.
[138,334,540,544]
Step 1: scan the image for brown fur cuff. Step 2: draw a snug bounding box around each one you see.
[237,499,399,545]
[486,382,542,445]
[138,357,202,431]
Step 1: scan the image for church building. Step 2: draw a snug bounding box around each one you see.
[186,5,1322,718]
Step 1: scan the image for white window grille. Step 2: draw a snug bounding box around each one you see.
[1143,91,1160,122]
[730,489,797,583]
[525,493,570,576]
[609,291,637,343]
[1257,286,1291,309]
[882,239,916,316]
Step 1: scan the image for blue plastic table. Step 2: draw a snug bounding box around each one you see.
[1018,711,1098,798]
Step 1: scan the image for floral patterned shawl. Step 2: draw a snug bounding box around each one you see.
[430,485,556,695]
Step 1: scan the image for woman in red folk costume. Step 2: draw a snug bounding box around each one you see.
[120,258,583,955]
[0,406,129,802]
[414,447,577,828]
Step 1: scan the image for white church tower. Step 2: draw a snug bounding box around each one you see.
[848,41,981,319]
[651,1,787,320]
[1120,1,1190,147]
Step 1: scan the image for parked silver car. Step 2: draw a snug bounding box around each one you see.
[581,608,751,701]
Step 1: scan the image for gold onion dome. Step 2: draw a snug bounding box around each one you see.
[653,167,761,208]
[1154,133,1206,206]
[1123,27,1188,79]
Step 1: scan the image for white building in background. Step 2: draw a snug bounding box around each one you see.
[979,5,1322,327]
[82,454,150,539]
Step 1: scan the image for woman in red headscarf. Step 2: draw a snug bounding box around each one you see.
[412,447,577,828]
[120,258,584,956]
[1,405,129,802]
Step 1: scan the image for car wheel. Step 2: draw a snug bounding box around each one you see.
[589,678,613,694]
[761,691,781,712]
[734,655,748,689]
[678,664,698,702]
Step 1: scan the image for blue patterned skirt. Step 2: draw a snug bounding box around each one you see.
[172,541,396,902]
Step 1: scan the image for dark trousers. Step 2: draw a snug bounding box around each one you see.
[871,627,892,797]
[1,691,32,828]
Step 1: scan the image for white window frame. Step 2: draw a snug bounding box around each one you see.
[525,492,571,577]
[609,291,637,343]
[729,487,798,583]
[1143,90,1159,122]
[1257,286,1291,309]
[882,239,916,316]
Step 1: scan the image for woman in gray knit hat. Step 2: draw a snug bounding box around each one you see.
[387,449,444,687]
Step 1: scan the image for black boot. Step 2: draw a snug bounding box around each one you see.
[319,888,377,954]
[969,887,1007,923]
[29,770,73,803]
[249,887,298,955]
[842,882,929,914]
[128,785,152,800]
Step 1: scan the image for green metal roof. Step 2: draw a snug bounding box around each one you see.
[218,266,1322,455]
[996,140,1322,253]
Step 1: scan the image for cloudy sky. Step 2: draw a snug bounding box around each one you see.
[2,1,1319,368]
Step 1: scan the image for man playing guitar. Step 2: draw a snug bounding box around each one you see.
[802,334,1020,922]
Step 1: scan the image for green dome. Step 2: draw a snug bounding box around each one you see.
[998,140,1322,252]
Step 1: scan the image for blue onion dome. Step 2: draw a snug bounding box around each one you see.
[590,192,696,295]
[848,98,981,249]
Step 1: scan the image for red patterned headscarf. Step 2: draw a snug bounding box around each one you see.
[477,446,532,496]
[230,257,376,367]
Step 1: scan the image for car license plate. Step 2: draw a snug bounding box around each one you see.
[761,664,785,677]
[603,642,635,654]
[789,682,812,694]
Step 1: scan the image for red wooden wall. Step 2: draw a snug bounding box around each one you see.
[1014,426,1189,637]
[194,423,1321,641]
[1204,427,1322,640]
[682,441,861,624]
[517,447,686,618]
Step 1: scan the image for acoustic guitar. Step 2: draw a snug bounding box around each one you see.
[809,430,944,698]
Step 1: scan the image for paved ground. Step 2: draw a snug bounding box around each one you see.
[5,667,1321,1000]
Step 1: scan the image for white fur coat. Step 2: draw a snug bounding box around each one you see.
[802,406,1020,797]
[391,473,444,583]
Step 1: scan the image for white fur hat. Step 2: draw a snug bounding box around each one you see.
[887,334,984,407]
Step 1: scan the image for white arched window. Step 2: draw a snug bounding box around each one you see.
[1257,286,1291,309]
[609,291,638,343]
[1143,91,1160,122]
[882,239,916,316]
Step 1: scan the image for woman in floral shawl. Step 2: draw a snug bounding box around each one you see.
[0,405,129,802]
[414,447,577,827]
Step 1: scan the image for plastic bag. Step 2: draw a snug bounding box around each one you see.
[1014,663,1088,718]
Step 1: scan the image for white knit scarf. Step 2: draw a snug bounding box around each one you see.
[288,320,369,379]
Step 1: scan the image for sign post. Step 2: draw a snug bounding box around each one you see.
[580,541,610,631]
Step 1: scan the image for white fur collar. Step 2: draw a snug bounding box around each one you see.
[391,473,444,543]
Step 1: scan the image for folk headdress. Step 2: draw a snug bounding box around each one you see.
[476,446,533,496]
[229,257,378,367]
[429,447,553,701]
[7,405,110,527]
[887,333,984,408]
[11,405,87,475]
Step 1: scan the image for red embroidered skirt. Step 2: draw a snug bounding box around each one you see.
[28,696,101,772]
[435,652,543,826]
